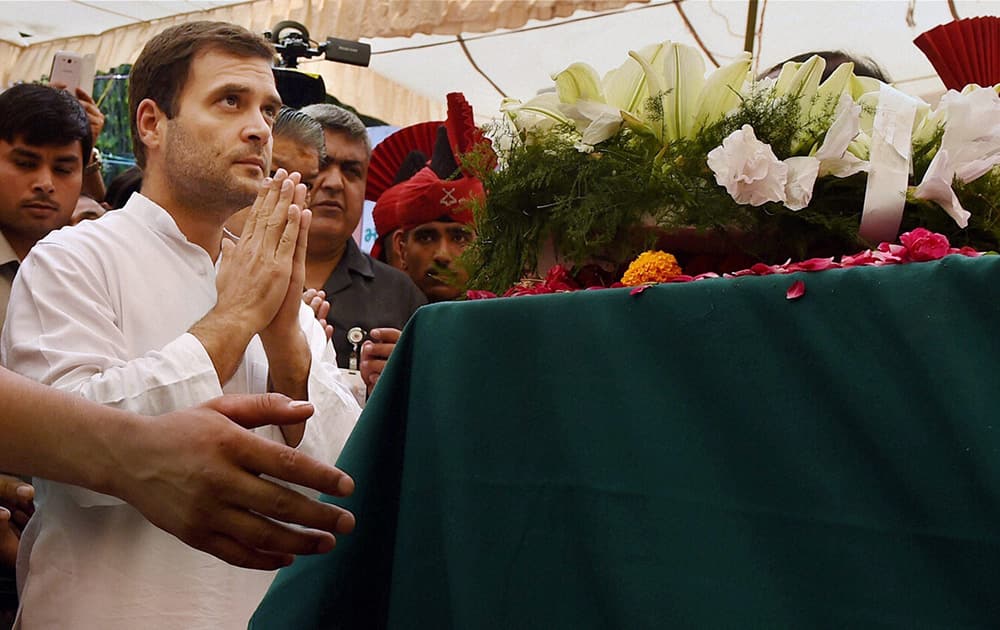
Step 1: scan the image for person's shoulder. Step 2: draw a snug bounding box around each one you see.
[368,257,419,288]
[34,210,126,252]
[27,205,142,272]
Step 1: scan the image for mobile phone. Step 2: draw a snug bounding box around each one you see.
[49,51,96,94]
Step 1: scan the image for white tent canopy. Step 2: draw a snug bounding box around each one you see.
[2,0,999,126]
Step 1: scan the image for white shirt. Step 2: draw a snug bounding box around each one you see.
[1,193,361,630]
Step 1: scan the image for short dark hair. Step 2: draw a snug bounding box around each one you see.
[0,83,91,161]
[761,50,891,83]
[128,21,275,168]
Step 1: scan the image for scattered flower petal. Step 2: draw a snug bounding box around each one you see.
[786,279,806,300]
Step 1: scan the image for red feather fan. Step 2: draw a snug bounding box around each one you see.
[915,16,1000,90]
[365,120,441,202]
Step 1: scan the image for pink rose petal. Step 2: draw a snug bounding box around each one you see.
[786,279,806,300]
[630,284,650,296]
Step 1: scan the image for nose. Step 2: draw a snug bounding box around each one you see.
[315,166,344,193]
[32,167,55,194]
[433,240,454,265]
[242,109,272,147]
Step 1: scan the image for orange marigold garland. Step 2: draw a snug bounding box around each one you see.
[620,251,683,286]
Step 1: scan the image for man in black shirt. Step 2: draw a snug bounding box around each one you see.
[299,104,425,382]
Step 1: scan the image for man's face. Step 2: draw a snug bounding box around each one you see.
[0,137,82,250]
[272,134,320,198]
[308,129,368,255]
[398,221,475,302]
[159,49,281,216]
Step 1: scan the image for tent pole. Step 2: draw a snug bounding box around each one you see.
[743,0,759,54]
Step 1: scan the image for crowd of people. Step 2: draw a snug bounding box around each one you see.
[0,19,487,629]
[0,15,889,629]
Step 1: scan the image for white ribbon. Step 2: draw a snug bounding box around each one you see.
[858,85,921,243]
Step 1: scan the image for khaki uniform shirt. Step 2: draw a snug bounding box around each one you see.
[0,230,19,333]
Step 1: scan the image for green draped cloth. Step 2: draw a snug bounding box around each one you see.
[252,255,1000,629]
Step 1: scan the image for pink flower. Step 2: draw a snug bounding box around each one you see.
[952,246,982,257]
[840,250,878,267]
[899,228,951,262]
[543,264,579,291]
[786,257,838,273]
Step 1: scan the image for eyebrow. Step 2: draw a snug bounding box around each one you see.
[322,157,366,169]
[11,147,81,164]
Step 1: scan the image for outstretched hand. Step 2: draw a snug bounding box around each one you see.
[109,393,355,571]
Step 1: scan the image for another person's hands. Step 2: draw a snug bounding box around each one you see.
[74,87,105,142]
[302,288,334,341]
[108,393,355,571]
[50,84,105,141]
[360,328,401,393]
[0,475,33,568]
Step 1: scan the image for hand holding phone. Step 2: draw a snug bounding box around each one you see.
[49,51,96,95]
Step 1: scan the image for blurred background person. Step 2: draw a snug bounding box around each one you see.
[70,194,107,225]
[299,103,424,386]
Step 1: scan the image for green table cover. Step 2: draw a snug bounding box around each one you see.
[252,255,1000,629]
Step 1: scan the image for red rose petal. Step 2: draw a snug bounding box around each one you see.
[786,279,806,300]
[630,284,650,296]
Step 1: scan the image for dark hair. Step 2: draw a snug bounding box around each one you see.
[0,83,92,161]
[104,165,143,209]
[128,21,275,168]
[761,50,891,83]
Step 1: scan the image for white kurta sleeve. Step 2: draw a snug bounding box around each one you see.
[1,241,223,506]
[263,304,361,465]
[2,241,223,410]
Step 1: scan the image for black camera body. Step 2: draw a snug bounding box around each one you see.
[266,21,371,69]
[323,37,371,67]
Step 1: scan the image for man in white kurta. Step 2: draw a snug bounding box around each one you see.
[1,191,360,629]
[0,21,362,630]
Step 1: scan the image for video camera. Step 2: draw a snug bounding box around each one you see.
[265,20,371,69]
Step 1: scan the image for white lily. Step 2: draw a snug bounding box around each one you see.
[914,85,1000,227]
[501,92,572,139]
[569,100,625,146]
[782,57,857,154]
[602,42,668,114]
[784,156,821,210]
[814,93,867,177]
[553,62,605,105]
[626,42,705,143]
[693,52,752,133]
[772,55,825,103]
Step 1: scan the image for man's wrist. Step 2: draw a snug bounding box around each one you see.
[261,330,311,399]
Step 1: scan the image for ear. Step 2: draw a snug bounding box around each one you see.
[134,98,168,156]
[392,229,407,270]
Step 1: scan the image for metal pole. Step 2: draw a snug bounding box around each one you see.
[743,0,760,54]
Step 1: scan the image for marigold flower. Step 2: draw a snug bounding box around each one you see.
[620,251,683,286]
